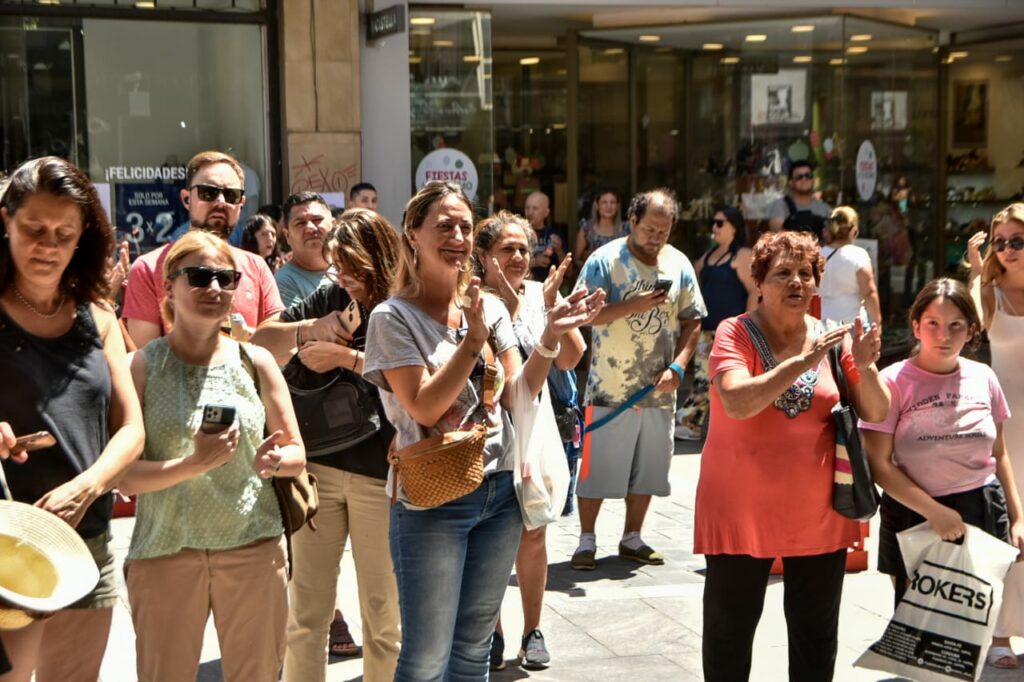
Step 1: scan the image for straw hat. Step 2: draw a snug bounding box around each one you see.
[0,500,99,629]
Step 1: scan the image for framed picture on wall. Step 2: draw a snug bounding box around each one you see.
[870,91,908,131]
[953,80,988,147]
[751,69,807,126]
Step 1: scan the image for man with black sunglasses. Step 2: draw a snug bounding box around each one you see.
[768,158,831,241]
[122,150,284,348]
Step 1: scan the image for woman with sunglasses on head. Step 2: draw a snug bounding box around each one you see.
[861,277,1024,670]
[675,206,757,441]
[818,207,882,333]
[116,230,305,682]
[251,208,402,682]
[967,204,1024,669]
[0,157,144,682]
[362,181,604,681]
[473,210,586,671]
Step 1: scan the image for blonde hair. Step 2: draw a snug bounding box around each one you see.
[982,203,1024,285]
[828,206,859,241]
[393,181,475,299]
[160,231,236,325]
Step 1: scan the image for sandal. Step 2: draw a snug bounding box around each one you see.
[329,610,362,658]
[987,645,1019,669]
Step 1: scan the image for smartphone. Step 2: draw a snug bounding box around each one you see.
[339,300,362,335]
[12,431,56,453]
[200,404,236,434]
[653,279,673,294]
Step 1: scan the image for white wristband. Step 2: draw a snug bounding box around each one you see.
[534,341,560,359]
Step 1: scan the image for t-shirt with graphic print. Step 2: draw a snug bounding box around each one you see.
[859,357,1009,497]
[574,237,706,412]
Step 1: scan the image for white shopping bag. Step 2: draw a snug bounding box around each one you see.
[507,374,570,531]
[855,522,1019,681]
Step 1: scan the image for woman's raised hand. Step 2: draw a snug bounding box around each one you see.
[966,231,986,276]
[463,277,489,346]
[850,318,881,369]
[543,253,573,308]
[253,430,284,479]
[489,258,522,320]
[801,324,850,369]
[546,286,606,337]
[189,423,240,471]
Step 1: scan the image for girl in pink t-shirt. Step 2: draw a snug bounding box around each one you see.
[861,280,1024,645]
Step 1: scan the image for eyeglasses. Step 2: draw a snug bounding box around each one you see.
[711,219,727,227]
[169,266,242,290]
[993,236,1024,253]
[191,184,244,205]
[792,172,814,181]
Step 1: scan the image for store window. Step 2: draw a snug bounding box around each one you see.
[943,37,1024,278]
[409,9,494,215]
[0,15,268,254]
[491,49,568,226]
[580,16,939,345]
[576,44,629,224]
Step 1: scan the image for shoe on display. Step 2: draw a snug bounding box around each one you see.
[519,629,551,670]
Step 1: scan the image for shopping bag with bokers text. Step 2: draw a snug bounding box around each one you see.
[855,522,1018,681]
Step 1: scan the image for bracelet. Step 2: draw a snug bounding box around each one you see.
[534,341,560,359]
[668,362,685,381]
[351,351,360,371]
[295,324,304,348]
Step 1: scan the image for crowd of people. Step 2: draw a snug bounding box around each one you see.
[0,149,1023,682]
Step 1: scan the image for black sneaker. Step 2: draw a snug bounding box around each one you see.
[519,629,551,670]
[490,630,506,671]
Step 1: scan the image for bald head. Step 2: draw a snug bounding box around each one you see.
[524,191,551,231]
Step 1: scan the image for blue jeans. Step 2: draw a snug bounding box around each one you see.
[390,471,522,682]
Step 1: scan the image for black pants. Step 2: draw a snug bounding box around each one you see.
[703,550,848,682]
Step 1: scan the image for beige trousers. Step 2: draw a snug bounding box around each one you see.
[125,536,288,682]
[283,464,400,682]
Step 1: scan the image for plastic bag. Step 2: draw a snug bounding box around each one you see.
[507,374,570,531]
[855,522,1019,681]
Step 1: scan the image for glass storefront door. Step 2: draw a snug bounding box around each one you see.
[579,15,940,345]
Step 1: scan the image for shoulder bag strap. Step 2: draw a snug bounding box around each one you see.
[784,194,798,217]
[827,344,850,408]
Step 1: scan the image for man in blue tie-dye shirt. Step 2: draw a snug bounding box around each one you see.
[571,189,706,570]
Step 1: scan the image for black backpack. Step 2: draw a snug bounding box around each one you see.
[783,195,827,242]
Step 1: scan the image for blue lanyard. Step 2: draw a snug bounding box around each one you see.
[584,385,655,433]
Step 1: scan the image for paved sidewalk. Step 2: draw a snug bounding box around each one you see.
[97,444,1023,681]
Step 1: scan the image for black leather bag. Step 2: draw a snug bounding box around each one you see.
[282,358,380,458]
[828,346,880,521]
[783,195,827,241]
[551,398,579,443]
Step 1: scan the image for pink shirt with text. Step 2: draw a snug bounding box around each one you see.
[859,358,1009,497]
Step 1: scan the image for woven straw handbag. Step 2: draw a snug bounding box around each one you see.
[390,363,497,508]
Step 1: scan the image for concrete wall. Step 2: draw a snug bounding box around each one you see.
[281,0,362,204]
[358,0,411,228]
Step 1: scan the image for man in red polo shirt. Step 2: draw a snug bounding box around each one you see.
[122,151,283,347]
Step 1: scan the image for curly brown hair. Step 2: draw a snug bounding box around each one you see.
[327,208,401,311]
[0,156,115,303]
[750,231,825,286]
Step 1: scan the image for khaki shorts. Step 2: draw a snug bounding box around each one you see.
[578,405,673,499]
[69,530,118,610]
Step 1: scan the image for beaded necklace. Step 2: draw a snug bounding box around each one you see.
[740,316,819,418]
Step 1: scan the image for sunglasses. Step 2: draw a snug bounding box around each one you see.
[792,172,814,181]
[169,266,242,290]
[191,184,244,205]
[712,219,727,227]
[993,236,1024,253]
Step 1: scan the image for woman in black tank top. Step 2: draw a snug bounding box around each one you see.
[675,206,757,440]
[0,157,144,682]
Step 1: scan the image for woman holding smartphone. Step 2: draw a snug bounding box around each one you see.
[0,156,144,682]
[117,230,305,682]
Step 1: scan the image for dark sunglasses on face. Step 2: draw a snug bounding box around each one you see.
[169,266,242,290]
[712,219,727,227]
[993,236,1024,253]
[792,172,814,181]
[191,184,244,205]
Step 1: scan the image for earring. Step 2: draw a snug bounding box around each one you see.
[412,247,419,267]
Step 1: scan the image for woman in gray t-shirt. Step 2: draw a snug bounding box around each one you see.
[363,181,604,681]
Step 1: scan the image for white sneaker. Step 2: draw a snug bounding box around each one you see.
[674,424,701,440]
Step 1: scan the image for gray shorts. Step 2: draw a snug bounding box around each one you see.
[577,406,673,499]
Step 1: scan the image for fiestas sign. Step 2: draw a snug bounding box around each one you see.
[415,148,478,200]
[856,140,878,202]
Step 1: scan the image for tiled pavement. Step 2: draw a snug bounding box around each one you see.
[97,440,1024,681]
